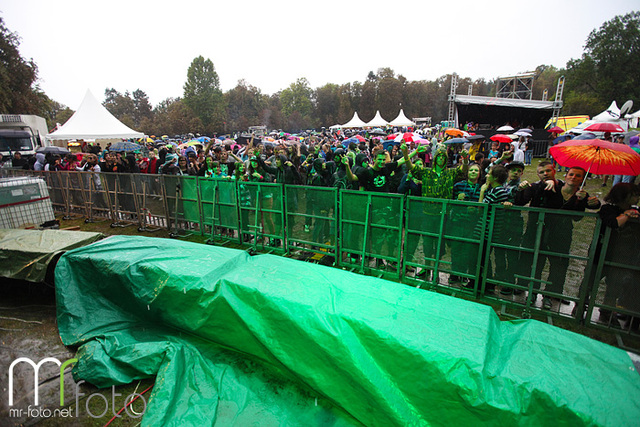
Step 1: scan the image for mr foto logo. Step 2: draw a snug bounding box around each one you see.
[8,357,147,419]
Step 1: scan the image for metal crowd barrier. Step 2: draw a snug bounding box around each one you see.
[285,185,338,259]
[2,168,637,348]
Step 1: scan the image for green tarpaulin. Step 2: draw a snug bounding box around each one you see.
[56,235,640,426]
[0,229,103,282]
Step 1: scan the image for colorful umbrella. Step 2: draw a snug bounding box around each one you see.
[394,132,421,143]
[177,140,204,149]
[584,122,625,133]
[109,142,142,152]
[445,128,463,137]
[343,137,360,147]
[549,139,640,179]
[547,126,565,134]
[490,134,512,143]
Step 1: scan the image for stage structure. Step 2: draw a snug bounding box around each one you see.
[496,72,536,100]
[448,73,564,133]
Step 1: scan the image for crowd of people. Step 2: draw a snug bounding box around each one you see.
[3,127,639,324]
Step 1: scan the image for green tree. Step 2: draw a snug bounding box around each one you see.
[103,88,135,126]
[183,56,225,133]
[358,79,377,122]
[280,78,314,119]
[564,11,640,115]
[314,83,340,126]
[132,89,153,128]
[168,99,202,135]
[0,17,42,113]
[225,79,266,132]
[260,94,286,131]
[376,68,403,121]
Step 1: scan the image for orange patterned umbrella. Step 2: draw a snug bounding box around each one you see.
[445,128,463,137]
[549,139,640,177]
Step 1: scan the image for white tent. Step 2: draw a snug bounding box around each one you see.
[567,101,628,133]
[341,112,367,128]
[365,111,390,127]
[629,110,640,129]
[389,109,415,127]
[47,90,145,140]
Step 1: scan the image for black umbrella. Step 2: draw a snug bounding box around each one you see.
[369,128,387,136]
[36,146,70,155]
[573,132,597,141]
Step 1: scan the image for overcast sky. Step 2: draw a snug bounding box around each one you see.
[2,0,638,110]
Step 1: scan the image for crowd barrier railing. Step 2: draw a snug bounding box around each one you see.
[2,168,637,345]
[585,223,640,348]
[285,185,338,260]
[339,190,404,277]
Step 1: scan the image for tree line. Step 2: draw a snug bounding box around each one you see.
[1,11,639,135]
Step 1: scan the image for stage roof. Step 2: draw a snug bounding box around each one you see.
[453,95,556,110]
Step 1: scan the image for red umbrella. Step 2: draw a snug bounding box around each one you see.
[547,126,564,133]
[490,134,512,143]
[354,134,366,142]
[394,132,421,143]
[549,139,640,179]
[584,122,625,133]
[386,133,398,140]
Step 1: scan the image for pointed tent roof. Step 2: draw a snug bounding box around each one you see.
[365,111,390,127]
[389,109,415,127]
[567,101,628,133]
[341,112,367,128]
[47,90,145,140]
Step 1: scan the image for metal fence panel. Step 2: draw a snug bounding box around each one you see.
[241,182,285,251]
[285,185,338,257]
[198,178,240,242]
[404,197,488,291]
[485,206,599,320]
[585,222,640,340]
[132,173,166,230]
[162,175,201,236]
[339,190,403,277]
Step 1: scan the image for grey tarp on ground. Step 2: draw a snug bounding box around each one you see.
[0,229,103,282]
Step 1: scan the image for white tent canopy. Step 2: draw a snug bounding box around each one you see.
[567,101,628,133]
[389,109,415,127]
[629,109,640,129]
[365,111,390,127]
[340,112,367,128]
[47,90,145,140]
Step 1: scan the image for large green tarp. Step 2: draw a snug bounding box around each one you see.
[55,235,640,426]
[0,229,103,282]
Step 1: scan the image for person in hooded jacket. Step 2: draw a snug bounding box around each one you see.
[34,153,46,171]
[257,154,301,185]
